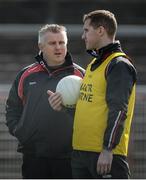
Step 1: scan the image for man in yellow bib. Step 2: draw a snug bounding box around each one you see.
[48,10,137,179]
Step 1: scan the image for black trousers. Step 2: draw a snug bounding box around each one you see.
[71,150,131,179]
[22,154,72,179]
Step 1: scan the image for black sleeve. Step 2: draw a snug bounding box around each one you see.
[103,57,137,150]
[66,108,75,117]
[5,73,23,136]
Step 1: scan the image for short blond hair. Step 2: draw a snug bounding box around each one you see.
[38,24,67,43]
[83,10,117,38]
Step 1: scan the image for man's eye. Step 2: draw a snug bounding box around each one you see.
[48,42,55,45]
[60,42,65,45]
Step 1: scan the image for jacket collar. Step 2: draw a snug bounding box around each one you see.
[87,41,122,61]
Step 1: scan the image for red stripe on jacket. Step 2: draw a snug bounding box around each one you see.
[18,64,44,104]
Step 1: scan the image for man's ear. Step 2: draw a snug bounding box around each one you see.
[97,26,105,36]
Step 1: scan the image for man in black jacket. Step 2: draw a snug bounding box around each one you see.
[48,10,137,179]
[6,24,84,179]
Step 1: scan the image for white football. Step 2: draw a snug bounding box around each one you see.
[56,75,82,108]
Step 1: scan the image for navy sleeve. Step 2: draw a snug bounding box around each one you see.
[5,73,23,136]
[103,57,136,150]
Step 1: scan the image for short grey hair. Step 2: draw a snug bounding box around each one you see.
[38,24,68,43]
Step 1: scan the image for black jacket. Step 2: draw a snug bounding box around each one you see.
[87,41,137,150]
[6,52,85,158]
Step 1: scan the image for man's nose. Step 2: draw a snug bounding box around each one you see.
[55,43,61,49]
[82,33,85,40]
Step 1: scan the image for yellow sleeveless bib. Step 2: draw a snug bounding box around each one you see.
[73,52,135,156]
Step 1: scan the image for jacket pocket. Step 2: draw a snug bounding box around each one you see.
[14,116,39,145]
